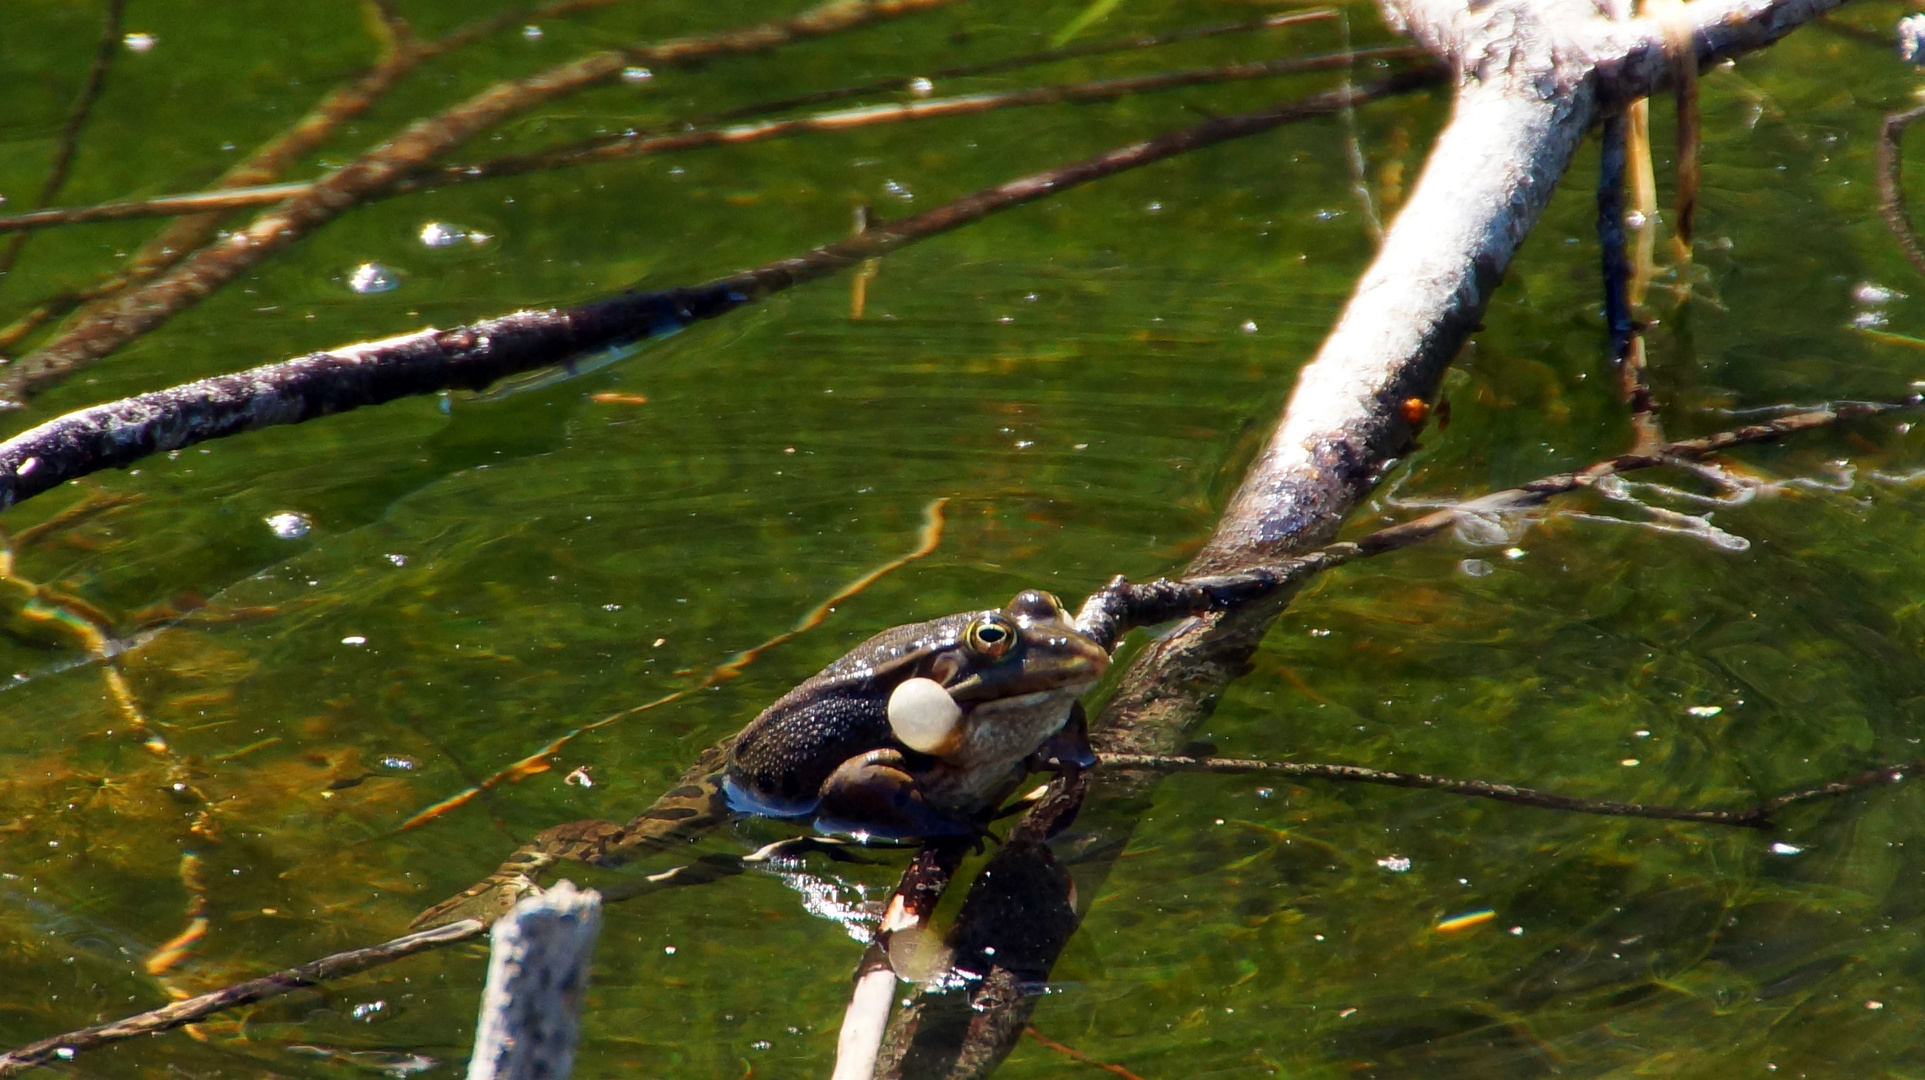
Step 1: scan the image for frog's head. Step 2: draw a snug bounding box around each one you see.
[887,590,1109,756]
[938,589,1109,702]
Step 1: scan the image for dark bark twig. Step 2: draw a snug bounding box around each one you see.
[0,0,126,283]
[0,0,966,401]
[0,76,1438,513]
[1071,395,1923,650]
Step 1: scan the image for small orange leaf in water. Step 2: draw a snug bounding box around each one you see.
[591,393,650,405]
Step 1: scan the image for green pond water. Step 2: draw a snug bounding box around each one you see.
[3,0,1925,1076]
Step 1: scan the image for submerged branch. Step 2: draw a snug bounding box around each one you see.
[1,0,965,400]
[0,47,1419,238]
[1097,753,1925,828]
[706,9,1337,124]
[0,78,1431,512]
[1878,101,1925,279]
[0,919,485,1078]
[412,48,1422,190]
[0,0,125,282]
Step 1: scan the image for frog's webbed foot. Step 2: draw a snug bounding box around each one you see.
[814,749,985,844]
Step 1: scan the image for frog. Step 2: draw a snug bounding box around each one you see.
[725,588,1111,840]
[410,589,1110,928]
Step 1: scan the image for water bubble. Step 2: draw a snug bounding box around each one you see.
[908,77,934,96]
[521,24,543,38]
[1458,558,1494,578]
[1242,320,1258,333]
[1620,758,1640,767]
[565,767,594,788]
[1854,282,1901,305]
[1376,855,1411,873]
[1770,842,1804,856]
[1687,705,1723,718]
[351,1000,386,1021]
[265,512,311,539]
[342,635,367,646]
[418,222,465,247]
[751,1041,772,1051]
[122,32,157,52]
[882,179,913,201]
[380,756,419,771]
[1903,14,1925,63]
[621,66,654,84]
[347,263,398,294]
[385,553,408,567]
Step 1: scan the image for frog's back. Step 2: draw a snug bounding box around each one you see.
[727,614,970,812]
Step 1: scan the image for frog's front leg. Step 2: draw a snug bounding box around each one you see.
[815,748,983,842]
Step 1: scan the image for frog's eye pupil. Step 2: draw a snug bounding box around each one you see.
[967,617,1014,657]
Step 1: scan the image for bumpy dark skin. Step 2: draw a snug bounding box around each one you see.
[725,589,1110,840]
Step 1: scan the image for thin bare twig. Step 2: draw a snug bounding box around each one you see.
[0,0,126,282]
[0,76,1437,511]
[0,0,967,401]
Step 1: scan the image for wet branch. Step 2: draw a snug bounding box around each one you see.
[0,78,1433,512]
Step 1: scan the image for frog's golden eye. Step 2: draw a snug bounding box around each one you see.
[965,613,1016,660]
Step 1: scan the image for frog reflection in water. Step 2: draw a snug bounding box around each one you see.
[412,590,1109,927]
[727,588,1110,840]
